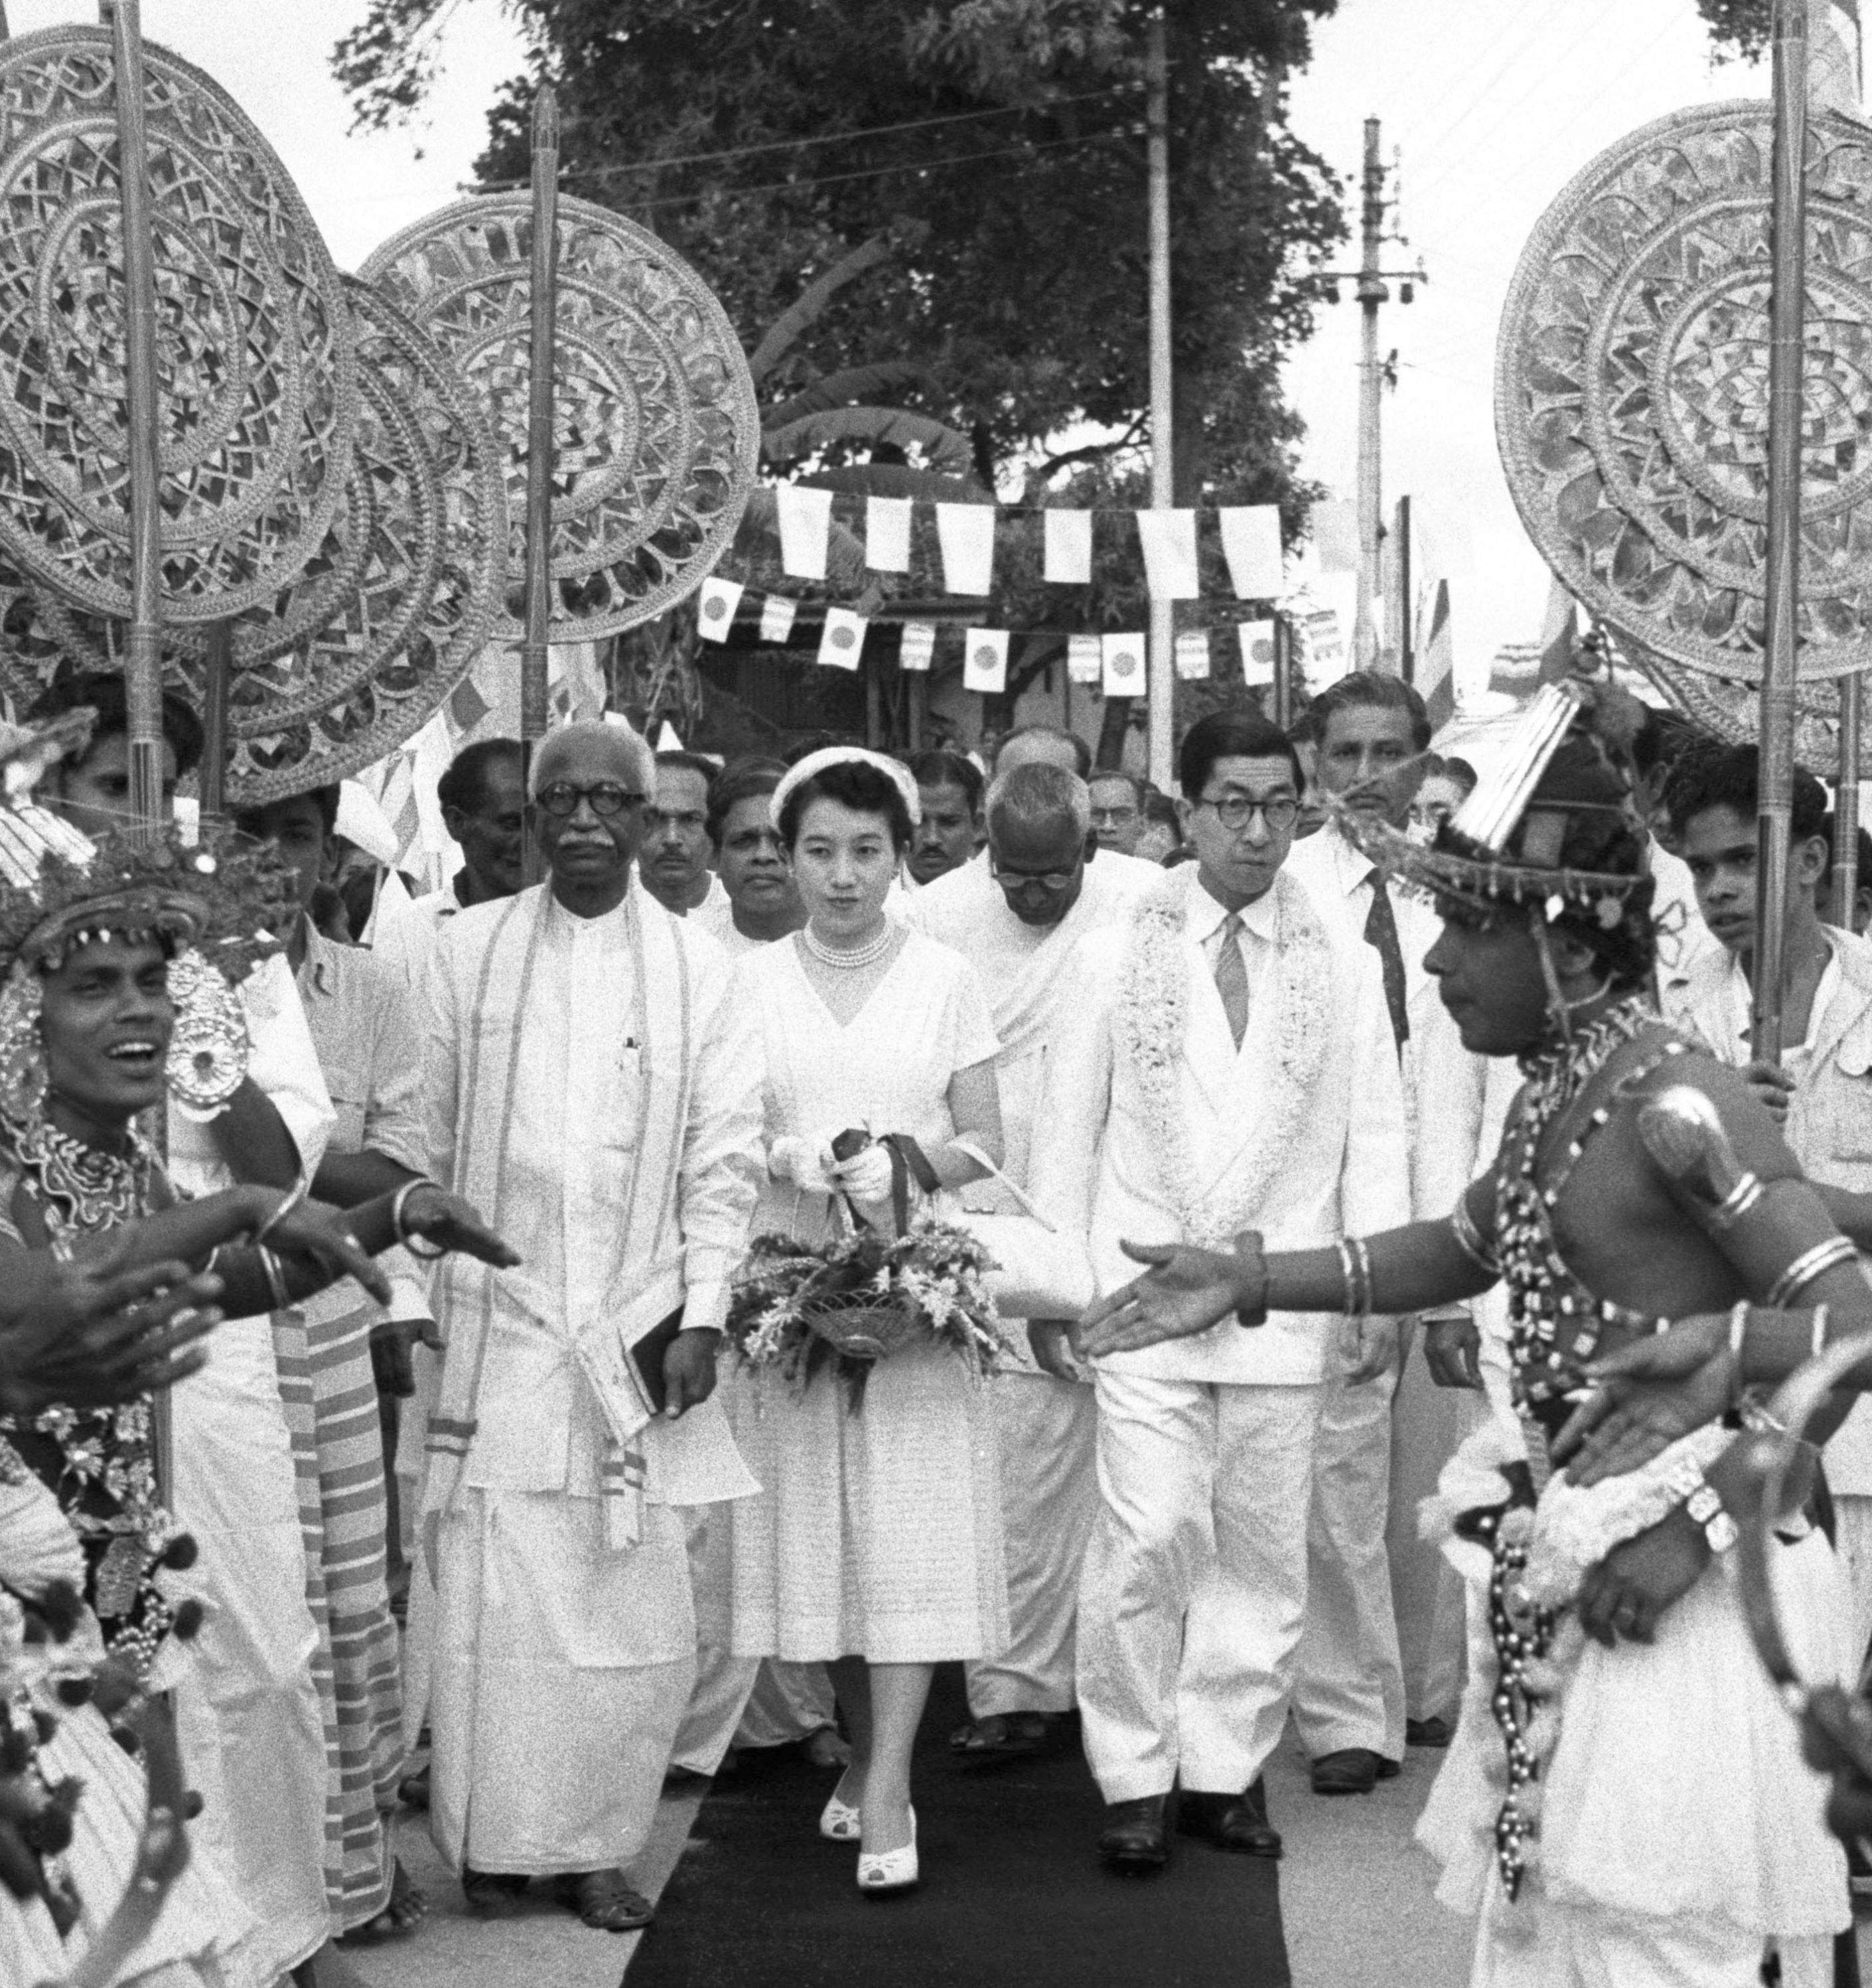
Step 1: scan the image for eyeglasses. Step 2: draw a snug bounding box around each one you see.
[989,853,1080,892]
[1198,793,1299,833]
[536,783,644,819]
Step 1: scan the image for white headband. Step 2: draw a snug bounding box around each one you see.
[769,747,922,831]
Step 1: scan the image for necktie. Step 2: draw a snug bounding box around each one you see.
[1214,911,1249,1051]
[1364,869,1410,1054]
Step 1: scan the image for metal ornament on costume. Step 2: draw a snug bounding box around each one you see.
[1498,99,1872,682]
[0,27,356,628]
[359,191,760,642]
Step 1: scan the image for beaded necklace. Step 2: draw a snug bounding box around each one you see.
[0,1115,185,1677]
[1493,995,1688,1434]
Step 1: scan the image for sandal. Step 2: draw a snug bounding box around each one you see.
[338,1859,428,1945]
[461,1867,528,1918]
[551,1868,655,1933]
[951,1712,1053,1764]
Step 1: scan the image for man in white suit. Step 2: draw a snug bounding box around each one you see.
[1284,672,1490,1792]
[1035,708,1411,1872]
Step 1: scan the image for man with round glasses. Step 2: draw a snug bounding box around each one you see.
[411,719,764,1932]
[1284,672,1493,1798]
[1031,708,1410,1872]
[910,761,1151,1767]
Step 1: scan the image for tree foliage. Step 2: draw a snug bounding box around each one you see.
[1692,0,1771,62]
[335,0,1344,510]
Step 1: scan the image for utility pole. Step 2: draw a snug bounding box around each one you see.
[1321,123,1425,674]
[1145,9,1174,794]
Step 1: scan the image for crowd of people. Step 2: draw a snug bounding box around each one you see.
[5,662,1872,1988]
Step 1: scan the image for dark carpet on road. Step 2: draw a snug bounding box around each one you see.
[626,1663,1290,1988]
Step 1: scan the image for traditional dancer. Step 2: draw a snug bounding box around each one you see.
[1079,685,1856,1986]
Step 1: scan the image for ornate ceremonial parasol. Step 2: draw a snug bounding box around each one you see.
[1498,96,1872,686]
[0,25,357,630]
[358,187,760,648]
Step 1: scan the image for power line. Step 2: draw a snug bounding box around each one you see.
[472,85,1143,194]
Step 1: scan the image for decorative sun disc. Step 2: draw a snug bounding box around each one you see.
[360,191,759,643]
[0,27,357,625]
[1498,101,1872,682]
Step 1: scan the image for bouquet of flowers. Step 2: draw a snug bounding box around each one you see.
[727,1217,1005,1399]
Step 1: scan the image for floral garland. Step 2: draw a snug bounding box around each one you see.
[1113,869,1333,1248]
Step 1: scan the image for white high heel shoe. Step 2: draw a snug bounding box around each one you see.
[856,1807,919,1895]
[819,1785,862,1841]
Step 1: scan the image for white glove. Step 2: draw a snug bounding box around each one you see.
[830,1142,897,1205]
[769,1135,837,1193]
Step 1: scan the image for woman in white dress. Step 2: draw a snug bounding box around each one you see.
[727,749,1009,1894]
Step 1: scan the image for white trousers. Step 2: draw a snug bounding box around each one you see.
[1832,1493,1872,1670]
[1294,1358,1407,1758]
[965,1369,1099,1718]
[1077,1371,1321,1801]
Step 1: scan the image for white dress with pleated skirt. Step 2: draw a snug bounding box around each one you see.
[725,930,1011,1665]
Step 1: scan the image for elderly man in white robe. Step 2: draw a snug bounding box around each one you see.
[1034,708,1411,1874]
[1284,671,1492,1791]
[909,761,1150,1762]
[412,718,763,1932]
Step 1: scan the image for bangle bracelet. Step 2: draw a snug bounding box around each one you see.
[1728,1300,1749,1360]
[257,1245,290,1312]
[1338,1236,1373,1319]
[255,1171,309,1246]
[1765,1235,1858,1308]
[390,1178,439,1246]
[1449,1199,1500,1276]
[1709,1172,1767,1231]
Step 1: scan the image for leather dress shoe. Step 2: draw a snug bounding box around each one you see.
[1406,1715,1454,1749]
[1178,1779,1282,1859]
[1097,1794,1172,1873]
[1310,1748,1398,1795]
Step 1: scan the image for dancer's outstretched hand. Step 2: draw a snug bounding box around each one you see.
[1552,1314,1735,1485]
[397,1185,522,1270]
[1075,1236,1259,1359]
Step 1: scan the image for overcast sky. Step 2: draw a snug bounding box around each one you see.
[8,0,1772,692]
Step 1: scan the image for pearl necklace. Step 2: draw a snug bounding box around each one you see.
[802,920,895,970]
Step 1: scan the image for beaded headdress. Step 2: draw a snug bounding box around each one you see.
[1342,676,1656,952]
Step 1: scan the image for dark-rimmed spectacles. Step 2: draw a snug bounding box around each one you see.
[537,783,644,819]
[990,853,1081,892]
[1198,794,1298,833]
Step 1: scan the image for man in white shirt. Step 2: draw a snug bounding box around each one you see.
[1662,743,1872,1665]
[1284,672,1490,1791]
[1034,709,1411,1872]
[413,720,763,1932]
[642,750,731,921]
[911,763,1149,1761]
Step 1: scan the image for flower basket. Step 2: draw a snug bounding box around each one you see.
[727,1218,1004,1400]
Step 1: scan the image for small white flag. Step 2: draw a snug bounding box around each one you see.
[696,576,743,642]
[1136,510,1200,600]
[1066,632,1101,683]
[1045,509,1093,585]
[1101,631,1146,696]
[865,495,913,572]
[1238,618,1278,686]
[1219,506,1284,600]
[936,502,996,596]
[963,628,1009,694]
[817,606,867,670]
[759,594,797,644]
[1174,629,1211,680]
[899,621,937,673]
[656,720,685,752]
[777,484,834,579]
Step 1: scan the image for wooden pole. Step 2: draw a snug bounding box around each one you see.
[108,0,165,841]
[199,621,230,829]
[1837,674,1863,927]
[1145,9,1174,795]
[1755,0,1810,1065]
[1354,117,1386,671]
[520,83,560,885]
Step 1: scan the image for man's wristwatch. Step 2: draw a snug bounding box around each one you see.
[1685,1482,1738,1554]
